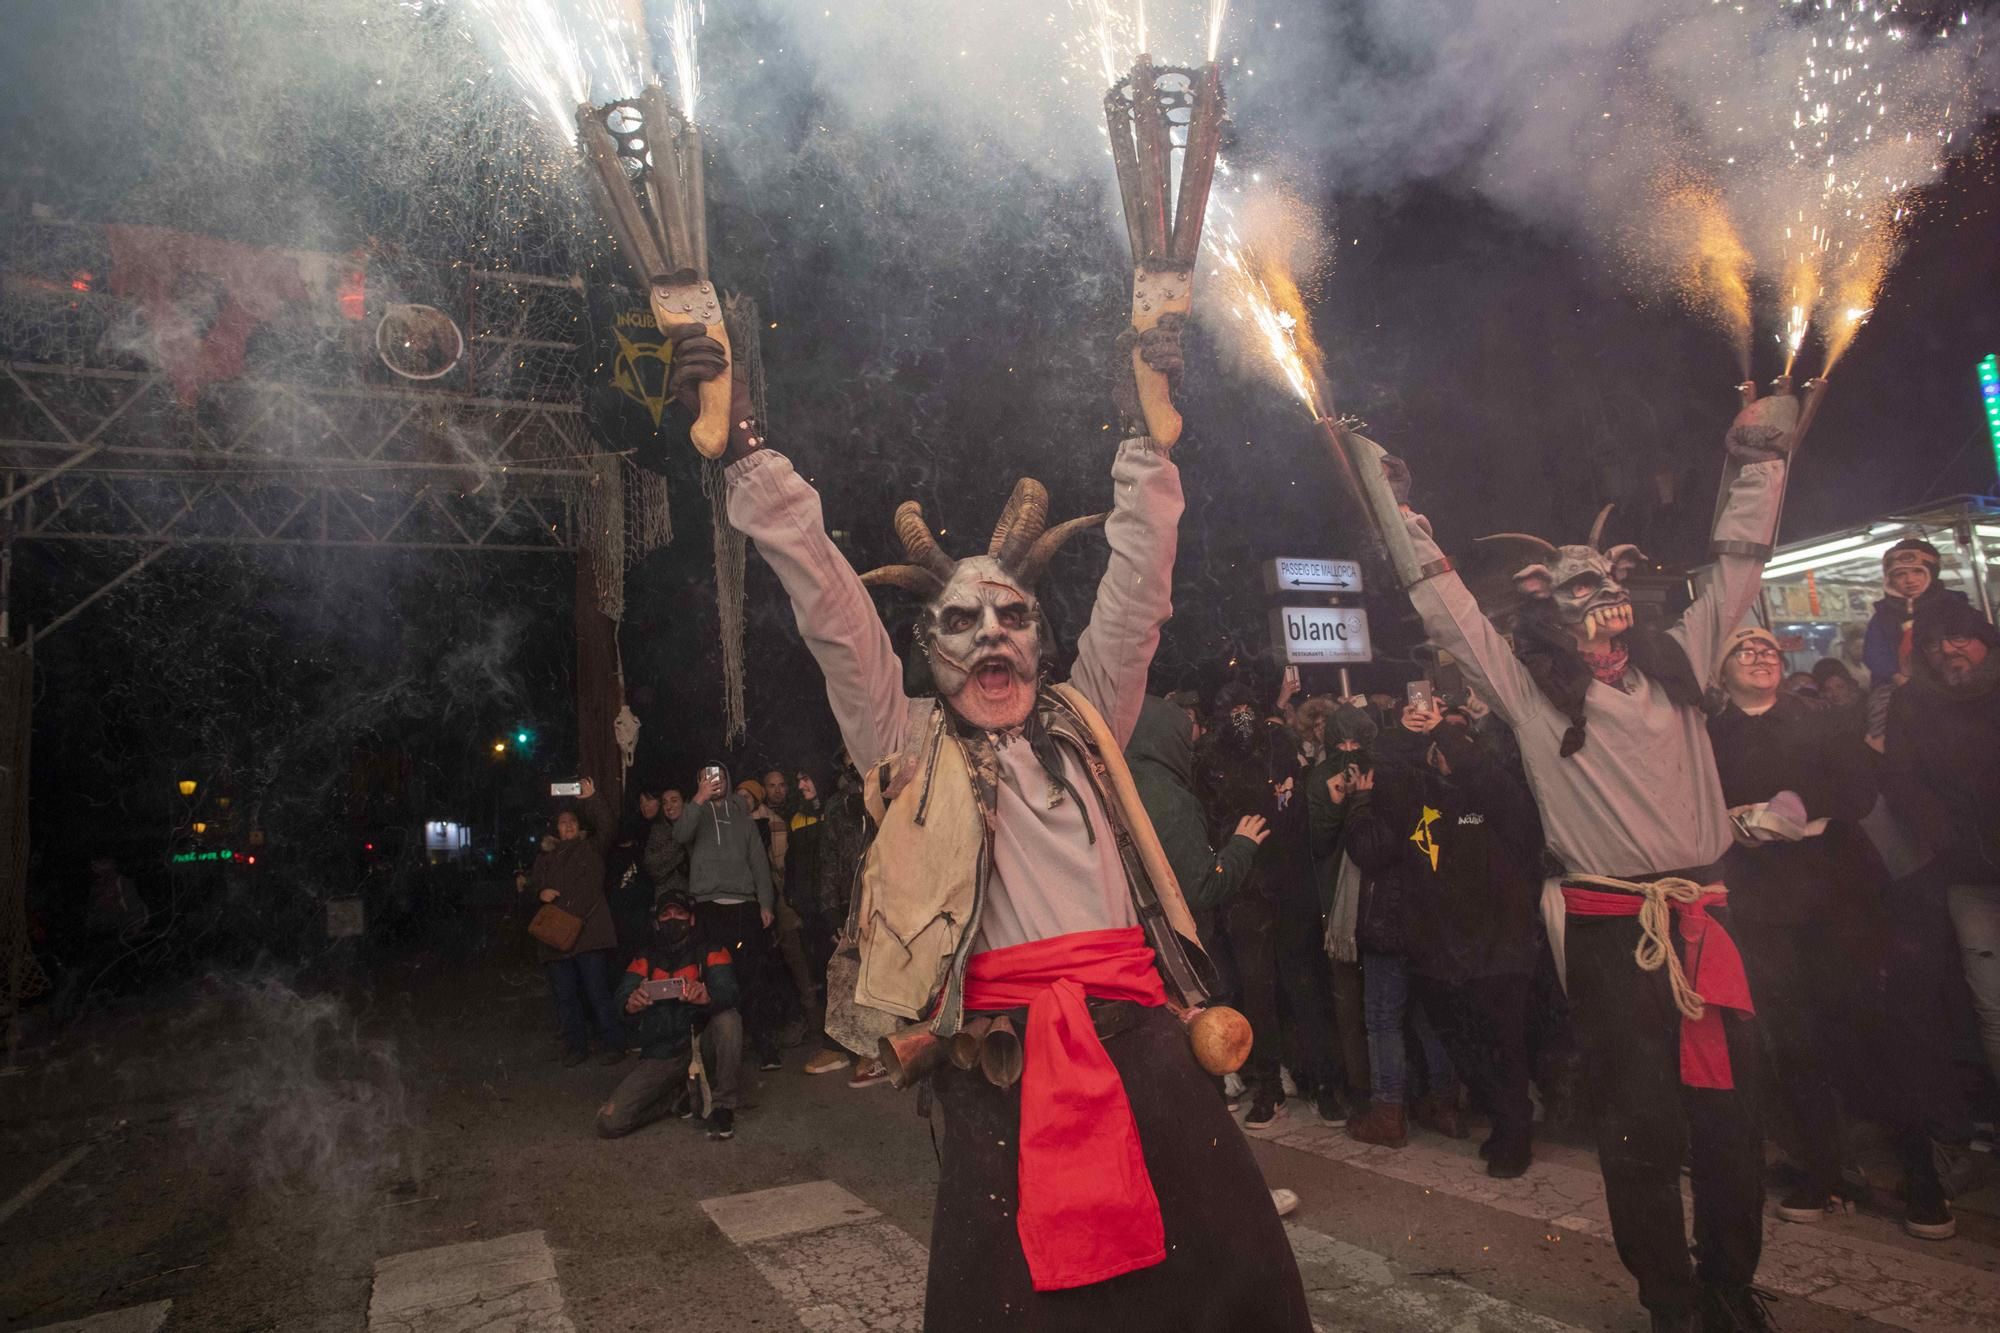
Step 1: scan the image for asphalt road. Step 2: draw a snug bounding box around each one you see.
[6,946,2000,1333]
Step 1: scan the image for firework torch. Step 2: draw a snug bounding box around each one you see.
[577,87,733,458]
[1105,57,1225,448]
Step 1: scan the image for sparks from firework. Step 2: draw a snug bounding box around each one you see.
[1649,178,1755,379]
[1746,0,1967,376]
[467,0,646,141]
[667,0,704,120]
[1202,172,1328,420]
[1205,0,1228,62]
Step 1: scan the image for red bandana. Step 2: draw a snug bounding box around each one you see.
[1579,638,1630,687]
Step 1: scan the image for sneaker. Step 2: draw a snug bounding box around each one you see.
[560,1048,588,1069]
[1244,1095,1289,1134]
[1269,1187,1299,1217]
[757,1052,784,1072]
[1775,1186,1851,1224]
[803,1049,850,1076]
[1314,1085,1349,1124]
[707,1107,735,1140]
[1904,1194,1957,1241]
[848,1057,889,1089]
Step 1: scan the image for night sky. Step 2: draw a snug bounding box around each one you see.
[1,0,1995,903]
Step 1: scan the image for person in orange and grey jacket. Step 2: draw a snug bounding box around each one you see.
[527,778,625,1068]
[598,892,744,1140]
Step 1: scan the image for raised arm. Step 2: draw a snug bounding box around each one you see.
[1668,459,1787,675]
[1069,438,1183,747]
[1402,514,1543,727]
[725,449,908,774]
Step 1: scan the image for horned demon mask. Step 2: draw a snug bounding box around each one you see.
[861,479,1104,731]
[1492,506,1646,644]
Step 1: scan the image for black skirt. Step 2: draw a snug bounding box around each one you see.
[924,1005,1313,1332]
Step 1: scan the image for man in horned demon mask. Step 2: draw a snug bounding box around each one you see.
[1381,390,1798,1333]
[660,316,1311,1332]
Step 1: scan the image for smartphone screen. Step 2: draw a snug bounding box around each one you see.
[642,977,686,1001]
[1405,680,1436,712]
[550,781,582,797]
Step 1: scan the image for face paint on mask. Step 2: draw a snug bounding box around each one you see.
[925,556,1042,731]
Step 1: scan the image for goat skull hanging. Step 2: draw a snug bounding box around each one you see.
[860,479,1105,730]
[1485,505,1646,643]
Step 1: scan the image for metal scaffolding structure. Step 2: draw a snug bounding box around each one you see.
[0,258,627,645]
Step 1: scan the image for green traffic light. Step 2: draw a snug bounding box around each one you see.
[516,731,530,745]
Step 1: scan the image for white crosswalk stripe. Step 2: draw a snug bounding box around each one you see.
[366,1230,574,1333]
[699,1181,926,1332]
[1286,1224,1589,1333]
[696,1179,1596,1333]
[19,1303,171,1333]
[1266,1116,2000,1332]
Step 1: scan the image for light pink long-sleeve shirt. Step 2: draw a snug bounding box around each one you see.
[724,439,1182,949]
[1403,459,1786,879]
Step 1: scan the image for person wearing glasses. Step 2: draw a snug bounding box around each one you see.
[1706,626,1960,1240]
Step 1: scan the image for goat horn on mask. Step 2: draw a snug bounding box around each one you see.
[858,482,1106,593]
[988,478,1050,569]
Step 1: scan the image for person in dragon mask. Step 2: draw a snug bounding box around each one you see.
[1376,390,1798,1333]
[656,313,1310,1331]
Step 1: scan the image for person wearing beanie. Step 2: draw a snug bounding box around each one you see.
[1705,626,1958,1238]
[1862,539,1962,688]
[1884,596,2000,1091]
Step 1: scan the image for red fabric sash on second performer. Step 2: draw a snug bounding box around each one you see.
[1561,885,1754,1089]
[961,926,1169,1292]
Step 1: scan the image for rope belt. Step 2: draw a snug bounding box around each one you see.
[1560,876,1755,1090]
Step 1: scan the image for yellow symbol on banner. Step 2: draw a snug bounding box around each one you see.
[609,312,674,425]
[1410,805,1441,872]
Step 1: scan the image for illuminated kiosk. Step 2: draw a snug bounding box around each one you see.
[1697,496,2000,671]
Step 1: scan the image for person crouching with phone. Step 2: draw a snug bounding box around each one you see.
[599,892,744,1141]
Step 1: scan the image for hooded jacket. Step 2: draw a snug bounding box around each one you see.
[1341,721,1544,976]
[671,769,776,913]
[1883,601,2000,882]
[1127,695,1260,913]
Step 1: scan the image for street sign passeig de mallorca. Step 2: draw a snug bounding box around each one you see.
[1269,606,1373,665]
[1263,556,1363,595]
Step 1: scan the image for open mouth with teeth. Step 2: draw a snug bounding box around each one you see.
[1580,602,1634,641]
[973,659,1019,700]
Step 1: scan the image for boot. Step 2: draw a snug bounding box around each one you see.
[1346,1101,1407,1148]
[1699,1283,1777,1332]
[1414,1088,1468,1139]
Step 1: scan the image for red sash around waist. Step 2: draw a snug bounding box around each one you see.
[1561,884,1753,1090]
[961,925,1168,1292]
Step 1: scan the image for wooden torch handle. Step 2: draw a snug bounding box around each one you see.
[1129,264,1191,449]
[689,318,734,459]
[1132,347,1182,449]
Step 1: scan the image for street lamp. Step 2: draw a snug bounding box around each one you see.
[492,741,506,754]
[191,821,208,835]
[177,779,198,798]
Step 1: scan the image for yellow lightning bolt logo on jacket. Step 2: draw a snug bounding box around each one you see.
[1410,806,1442,873]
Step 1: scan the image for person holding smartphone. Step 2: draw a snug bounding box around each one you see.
[599,894,744,1140]
[673,762,782,1071]
[526,778,626,1067]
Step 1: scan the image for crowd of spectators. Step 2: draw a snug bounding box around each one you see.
[517,540,2000,1240]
